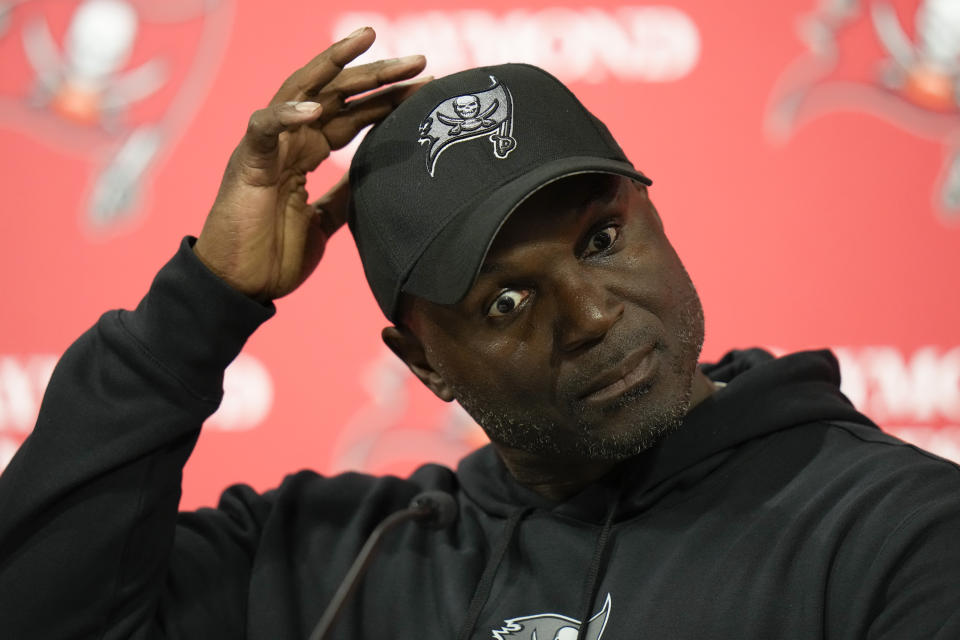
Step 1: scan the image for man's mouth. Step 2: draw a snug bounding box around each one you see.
[578,343,659,405]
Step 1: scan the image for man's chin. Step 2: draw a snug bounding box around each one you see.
[563,382,692,457]
[457,374,693,462]
[575,414,684,460]
[488,409,686,462]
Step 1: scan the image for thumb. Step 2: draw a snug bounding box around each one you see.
[242,101,323,159]
[310,173,351,238]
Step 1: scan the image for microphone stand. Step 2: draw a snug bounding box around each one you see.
[307,492,455,640]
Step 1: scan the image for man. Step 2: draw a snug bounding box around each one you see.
[1,29,958,640]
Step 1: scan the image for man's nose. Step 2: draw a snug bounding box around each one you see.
[553,271,624,352]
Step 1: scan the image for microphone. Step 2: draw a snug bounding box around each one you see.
[307,491,458,640]
[409,490,458,529]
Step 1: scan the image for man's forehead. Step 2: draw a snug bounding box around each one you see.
[399,174,635,328]
[481,173,626,263]
[516,172,622,213]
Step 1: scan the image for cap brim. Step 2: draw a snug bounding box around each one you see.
[399,156,651,313]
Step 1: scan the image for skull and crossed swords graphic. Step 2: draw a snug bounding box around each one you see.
[418,76,517,176]
[436,94,499,135]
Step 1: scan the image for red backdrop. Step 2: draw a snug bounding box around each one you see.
[1,0,957,509]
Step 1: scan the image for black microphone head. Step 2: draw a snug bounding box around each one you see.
[409,491,458,530]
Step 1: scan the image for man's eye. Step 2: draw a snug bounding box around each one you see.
[583,225,620,257]
[487,289,529,317]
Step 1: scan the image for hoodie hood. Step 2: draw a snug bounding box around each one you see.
[456,348,875,521]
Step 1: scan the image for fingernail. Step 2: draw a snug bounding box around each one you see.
[348,27,368,39]
[293,101,321,113]
[389,55,425,65]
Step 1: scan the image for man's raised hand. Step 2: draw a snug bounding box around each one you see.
[194,28,428,301]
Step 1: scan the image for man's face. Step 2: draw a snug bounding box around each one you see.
[404,174,705,461]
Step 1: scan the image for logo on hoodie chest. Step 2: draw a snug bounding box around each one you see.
[491,594,611,640]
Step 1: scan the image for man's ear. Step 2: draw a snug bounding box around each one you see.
[381,326,456,402]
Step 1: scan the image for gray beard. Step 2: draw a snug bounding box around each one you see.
[453,271,705,462]
[458,360,690,460]
[456,384,689,460]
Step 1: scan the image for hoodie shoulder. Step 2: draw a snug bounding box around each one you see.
[819,418,960,472]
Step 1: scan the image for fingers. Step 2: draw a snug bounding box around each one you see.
[321,76,433,151]
[322,55,427,102]
[270,27,377,105]
[243,101,323,158]
[293,56,426,148]
[289,75,432,172]
[270,27,426,114]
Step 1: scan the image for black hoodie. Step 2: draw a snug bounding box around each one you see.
[1,240,958,640]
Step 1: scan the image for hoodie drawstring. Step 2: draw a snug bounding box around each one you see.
[457,478,624,640]
[574,478,625,640]
[456,507,533,640]
[574,500,617,640]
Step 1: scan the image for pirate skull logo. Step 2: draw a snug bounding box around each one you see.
[437,93,499,135]
[417,76,517,177]
[453,95,480,118]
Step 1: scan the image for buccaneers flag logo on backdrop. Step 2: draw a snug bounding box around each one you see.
[767,0,960,225]
[0,0,233,234]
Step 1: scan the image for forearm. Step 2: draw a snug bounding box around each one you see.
[0,238,273,639]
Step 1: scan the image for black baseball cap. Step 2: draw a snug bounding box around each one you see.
[348,63,651,322]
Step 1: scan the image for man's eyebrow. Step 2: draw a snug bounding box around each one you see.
[479,260,507,276]
[579,176,621,209]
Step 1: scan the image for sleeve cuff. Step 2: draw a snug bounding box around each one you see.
[118,236,276,401]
